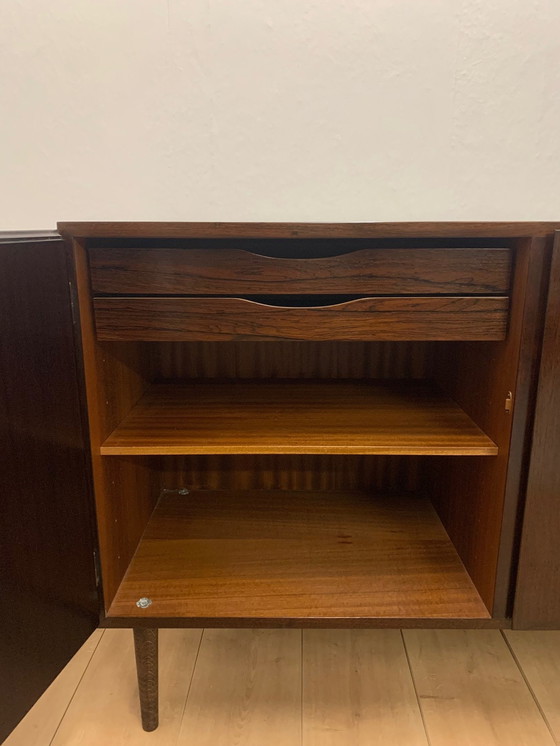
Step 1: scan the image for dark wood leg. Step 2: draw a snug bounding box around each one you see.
[133,627,159,731]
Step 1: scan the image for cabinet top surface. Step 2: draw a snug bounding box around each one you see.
[57,221,560,239]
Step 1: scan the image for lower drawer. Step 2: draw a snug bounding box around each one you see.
[93,296,508,341]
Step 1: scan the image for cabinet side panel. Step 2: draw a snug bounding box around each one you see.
[514,233,560,628]
[429,238,548,614]
[0,237,97,741]
[70,239,159,608]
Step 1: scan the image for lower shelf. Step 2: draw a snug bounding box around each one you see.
[107,490,490,624]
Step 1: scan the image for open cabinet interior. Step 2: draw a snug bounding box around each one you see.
[70,232,546,628]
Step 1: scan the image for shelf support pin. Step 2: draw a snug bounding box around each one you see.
[505,391,513,414]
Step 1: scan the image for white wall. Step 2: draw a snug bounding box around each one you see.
[1,0,559,229]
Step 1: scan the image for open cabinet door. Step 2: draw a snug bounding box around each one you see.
[514,231,560,629]
[0,233,99,741]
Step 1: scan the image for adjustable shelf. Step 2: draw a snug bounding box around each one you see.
[108,489,490,622]
[100,380,498,456]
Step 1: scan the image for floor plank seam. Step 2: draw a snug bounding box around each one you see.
[48,629,105,746]
[501,630,559,746]
[400,630,433,746]
[176,628,205,743]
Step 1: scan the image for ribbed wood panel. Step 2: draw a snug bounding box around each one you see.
[155,341,431,379]
[159,455,420,492]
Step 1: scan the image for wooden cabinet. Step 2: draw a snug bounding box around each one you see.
[7,221,559,734]
[60,221,557,730]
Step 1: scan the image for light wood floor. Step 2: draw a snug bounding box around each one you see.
[5,628,560,746]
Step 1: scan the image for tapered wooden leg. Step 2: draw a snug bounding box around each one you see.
[133,627,159,731]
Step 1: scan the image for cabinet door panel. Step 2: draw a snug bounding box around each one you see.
[0,234,98,741]
[513,232,560,628]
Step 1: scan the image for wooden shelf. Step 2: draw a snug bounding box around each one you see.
[107,490,490,623]
[100,380,498,456]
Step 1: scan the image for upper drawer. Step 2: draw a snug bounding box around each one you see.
[93,296,509,342]
[88,247,512,296]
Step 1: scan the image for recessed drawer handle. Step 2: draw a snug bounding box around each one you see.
[195,295,372,309]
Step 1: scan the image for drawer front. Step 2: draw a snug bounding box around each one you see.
[93,296,509,342]
[89,247,512,296]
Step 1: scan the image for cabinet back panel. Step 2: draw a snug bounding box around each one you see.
[154,340,431,380]
[158,455,420,493]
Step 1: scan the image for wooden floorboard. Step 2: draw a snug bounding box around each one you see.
[303,630,428,746]
[3,629,103,746]
[50,628,202,746]
[504,630,560,742]
[8,628,560,745]
[178,629,301,746]
[403,629,556,746]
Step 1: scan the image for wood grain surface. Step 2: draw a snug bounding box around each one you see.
[154,340,428,493]
[159,454,420,493]
[513,233,560,628]
[155,340,431,379]
[58,220,560,239]
[0,236,98,741]
[303,629,428,745]
[403,629,556,746]
[69,239,160,609]
[178,629,301,746]
[3,630,103,746]
[108,490,489,622]
[50,628,202,746]
[89,247,511,295]
[100,380,498,456]
[505,630,560,739]
[428,238,549,614]
[154,340,429,493]
[93,296,509,342]
[13,627,560,745]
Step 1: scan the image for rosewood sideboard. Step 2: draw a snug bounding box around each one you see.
[2,222,559,736]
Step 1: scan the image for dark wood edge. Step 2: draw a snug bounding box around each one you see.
[511,621,560,631]
[492,236,553,617]
[58,222,560,239]
[100,617,508,629]
[512,231,560,629]
[62,236,105,623]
